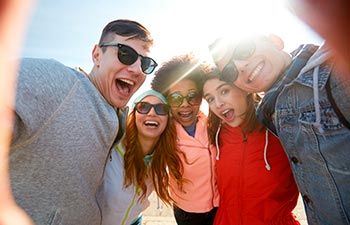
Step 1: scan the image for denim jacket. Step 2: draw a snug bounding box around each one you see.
[258,44,350,225]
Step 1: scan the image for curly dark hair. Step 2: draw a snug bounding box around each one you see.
[151,53,211,97]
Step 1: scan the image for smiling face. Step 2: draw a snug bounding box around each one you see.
[213,35,292,93]
[203,77,248,127]
[168,79,201,127]
[90,34,150,107]
[135,95,168,141]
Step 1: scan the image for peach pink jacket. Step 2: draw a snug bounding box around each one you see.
[169,111,220,212]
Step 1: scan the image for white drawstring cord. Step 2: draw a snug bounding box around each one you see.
[215,124,222,160]
[263,129,271,171]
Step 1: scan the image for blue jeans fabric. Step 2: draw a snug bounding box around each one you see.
[173,205,218,225]
[266,59,350,225]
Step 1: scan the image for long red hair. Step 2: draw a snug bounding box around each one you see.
[123,109,185,204]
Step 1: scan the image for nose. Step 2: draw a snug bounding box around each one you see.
[215,97,224,108]
[180,97,191,107]
[147,106,157,115]
[234,60,248,75]
[127,58,143,75]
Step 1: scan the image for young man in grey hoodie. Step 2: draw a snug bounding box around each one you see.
[209,35,349,225]
[2,19,157,225]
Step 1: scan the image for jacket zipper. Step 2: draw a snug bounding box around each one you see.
[121,187,140,225]
[207,145,216,208]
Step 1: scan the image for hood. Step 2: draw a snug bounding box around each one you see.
[215,125,271,171]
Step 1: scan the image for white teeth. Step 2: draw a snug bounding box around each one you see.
[179,111,191,116]
[119,78,134,86]
[248,63,264,82]
[145,121,159,126]
[221,109,230,116]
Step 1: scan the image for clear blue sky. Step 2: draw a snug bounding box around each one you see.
[22,0,323,104]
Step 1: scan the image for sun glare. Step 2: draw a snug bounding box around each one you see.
[129,0,322,108]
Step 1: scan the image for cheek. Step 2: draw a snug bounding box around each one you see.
[135,114,143,128]
[208,105,220,117]
[234,79,246,90]
[159,117,168,132]
[170,107,177,116]
[192,105,201,113]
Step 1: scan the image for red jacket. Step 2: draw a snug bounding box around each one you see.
[214,124,300,225]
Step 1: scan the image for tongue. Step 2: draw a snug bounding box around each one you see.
[224,110,234,120]
[117,80,130,95]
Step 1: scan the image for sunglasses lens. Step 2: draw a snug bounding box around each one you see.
[167,93,183,107]
[221,63,238,83]
[154,104,169,115]
[187,92,201,106]
[233,40,255,60]
[141,57,157,74]
[135,102,169,115]
[135,102,152,114]
[118,45,138,65]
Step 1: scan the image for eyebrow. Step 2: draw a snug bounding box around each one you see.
[203,83,227,98]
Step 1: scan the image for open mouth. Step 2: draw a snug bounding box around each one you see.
[116,78,134,94]
[222,109,234,120]
[144,121,159,127]
[178,111,193,119]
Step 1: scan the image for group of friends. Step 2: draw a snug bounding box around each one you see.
[1,0,349,225]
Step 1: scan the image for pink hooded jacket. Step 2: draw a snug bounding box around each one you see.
[169,111,220,212]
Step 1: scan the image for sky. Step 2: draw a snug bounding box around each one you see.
[22,0,323,106]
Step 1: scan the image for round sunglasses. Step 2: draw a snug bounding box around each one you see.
[220,39,255,83]
[167,91,202,108]
[134,102,169,116]
[100,43,158,74]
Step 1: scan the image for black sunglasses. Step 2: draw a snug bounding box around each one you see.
[135,102,169,116]
[99,43,158,74]
[220,39,255,83]
[167,91,202,108]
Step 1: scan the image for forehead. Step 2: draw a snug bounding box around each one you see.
[203,78,226,94]
[213,36,268,68]
[140,95,163,103]
[109,34,151,54]
[169,79,197,94]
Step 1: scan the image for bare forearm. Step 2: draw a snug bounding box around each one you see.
[0,0,36,224]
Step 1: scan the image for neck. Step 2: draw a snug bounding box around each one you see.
[138,135,159,156]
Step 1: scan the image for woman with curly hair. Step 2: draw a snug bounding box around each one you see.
[151,53,219,225]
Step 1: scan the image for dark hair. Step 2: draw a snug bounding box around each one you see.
[123,108,185,204]
[202,70,263,144]
[98,19,154,48]
[151,53,210,97]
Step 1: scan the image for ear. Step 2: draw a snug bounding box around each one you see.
[267,34,284,50]
[92,44,101,66]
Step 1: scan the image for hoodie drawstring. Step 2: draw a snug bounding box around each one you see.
[216,125,271,172]
[263,129,271,171]
[215,124,222,160]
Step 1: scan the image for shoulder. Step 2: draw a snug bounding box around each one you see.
[19,58,85,86]
[17,58,90,100]
[197,111,208,123]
